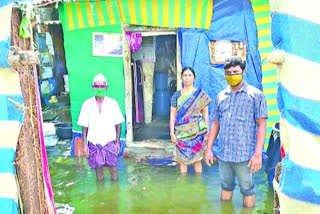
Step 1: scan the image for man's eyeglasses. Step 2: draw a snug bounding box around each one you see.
[92,85,108,89]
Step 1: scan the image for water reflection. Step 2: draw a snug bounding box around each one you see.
[48,143,273,214]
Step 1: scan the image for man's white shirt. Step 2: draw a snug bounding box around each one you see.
[77,96,124,145]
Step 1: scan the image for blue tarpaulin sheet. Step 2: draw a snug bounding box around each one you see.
[178,0,262,112]
[178,0,262,154]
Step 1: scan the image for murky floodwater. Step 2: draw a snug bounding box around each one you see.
[47,142,273,214]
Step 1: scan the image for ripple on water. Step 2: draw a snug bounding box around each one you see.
[48,153,274,214]
[55,203,75,214]
[47,144,273,214]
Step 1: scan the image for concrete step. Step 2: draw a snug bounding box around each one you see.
[124,139,174,160]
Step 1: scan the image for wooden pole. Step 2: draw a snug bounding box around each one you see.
[122,24,133,142]
[274,162,282,214]
[11,8,47,214]
[176,33,182,90]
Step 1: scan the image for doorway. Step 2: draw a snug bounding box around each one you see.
[131,34,177,141]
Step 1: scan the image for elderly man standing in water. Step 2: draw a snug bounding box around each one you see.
[78,73,124,182]
[205,56,268,208]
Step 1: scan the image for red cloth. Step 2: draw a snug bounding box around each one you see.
[280,145,286,159]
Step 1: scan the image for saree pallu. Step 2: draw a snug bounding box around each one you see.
[173,89,211,165]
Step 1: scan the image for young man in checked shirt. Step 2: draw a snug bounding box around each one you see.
[205,56,268,208]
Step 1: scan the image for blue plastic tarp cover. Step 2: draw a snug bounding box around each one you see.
[178,0,262,154]
[178,0,262,104]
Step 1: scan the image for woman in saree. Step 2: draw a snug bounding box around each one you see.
[170,67,211,174]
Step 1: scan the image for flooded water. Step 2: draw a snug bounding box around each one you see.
[47,142,274,214]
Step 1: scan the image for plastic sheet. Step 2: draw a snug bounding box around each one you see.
[178,0,262,114]
[264,123,281,185]
[178,0,262,152]
[270,0,320,211]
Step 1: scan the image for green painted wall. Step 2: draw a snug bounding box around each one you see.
[59,6,126,138]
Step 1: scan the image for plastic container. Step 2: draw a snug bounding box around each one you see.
[63,75,69,85]
[154,72,168,90]
[154,89,170,116]
[64,84,69,93]
[55,122,72,139]
[64,75,69,93]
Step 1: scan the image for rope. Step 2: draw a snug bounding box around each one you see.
[7,98,38,111]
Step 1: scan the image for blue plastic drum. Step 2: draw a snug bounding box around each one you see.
[154,72,168,90]
[154,89,170,116]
